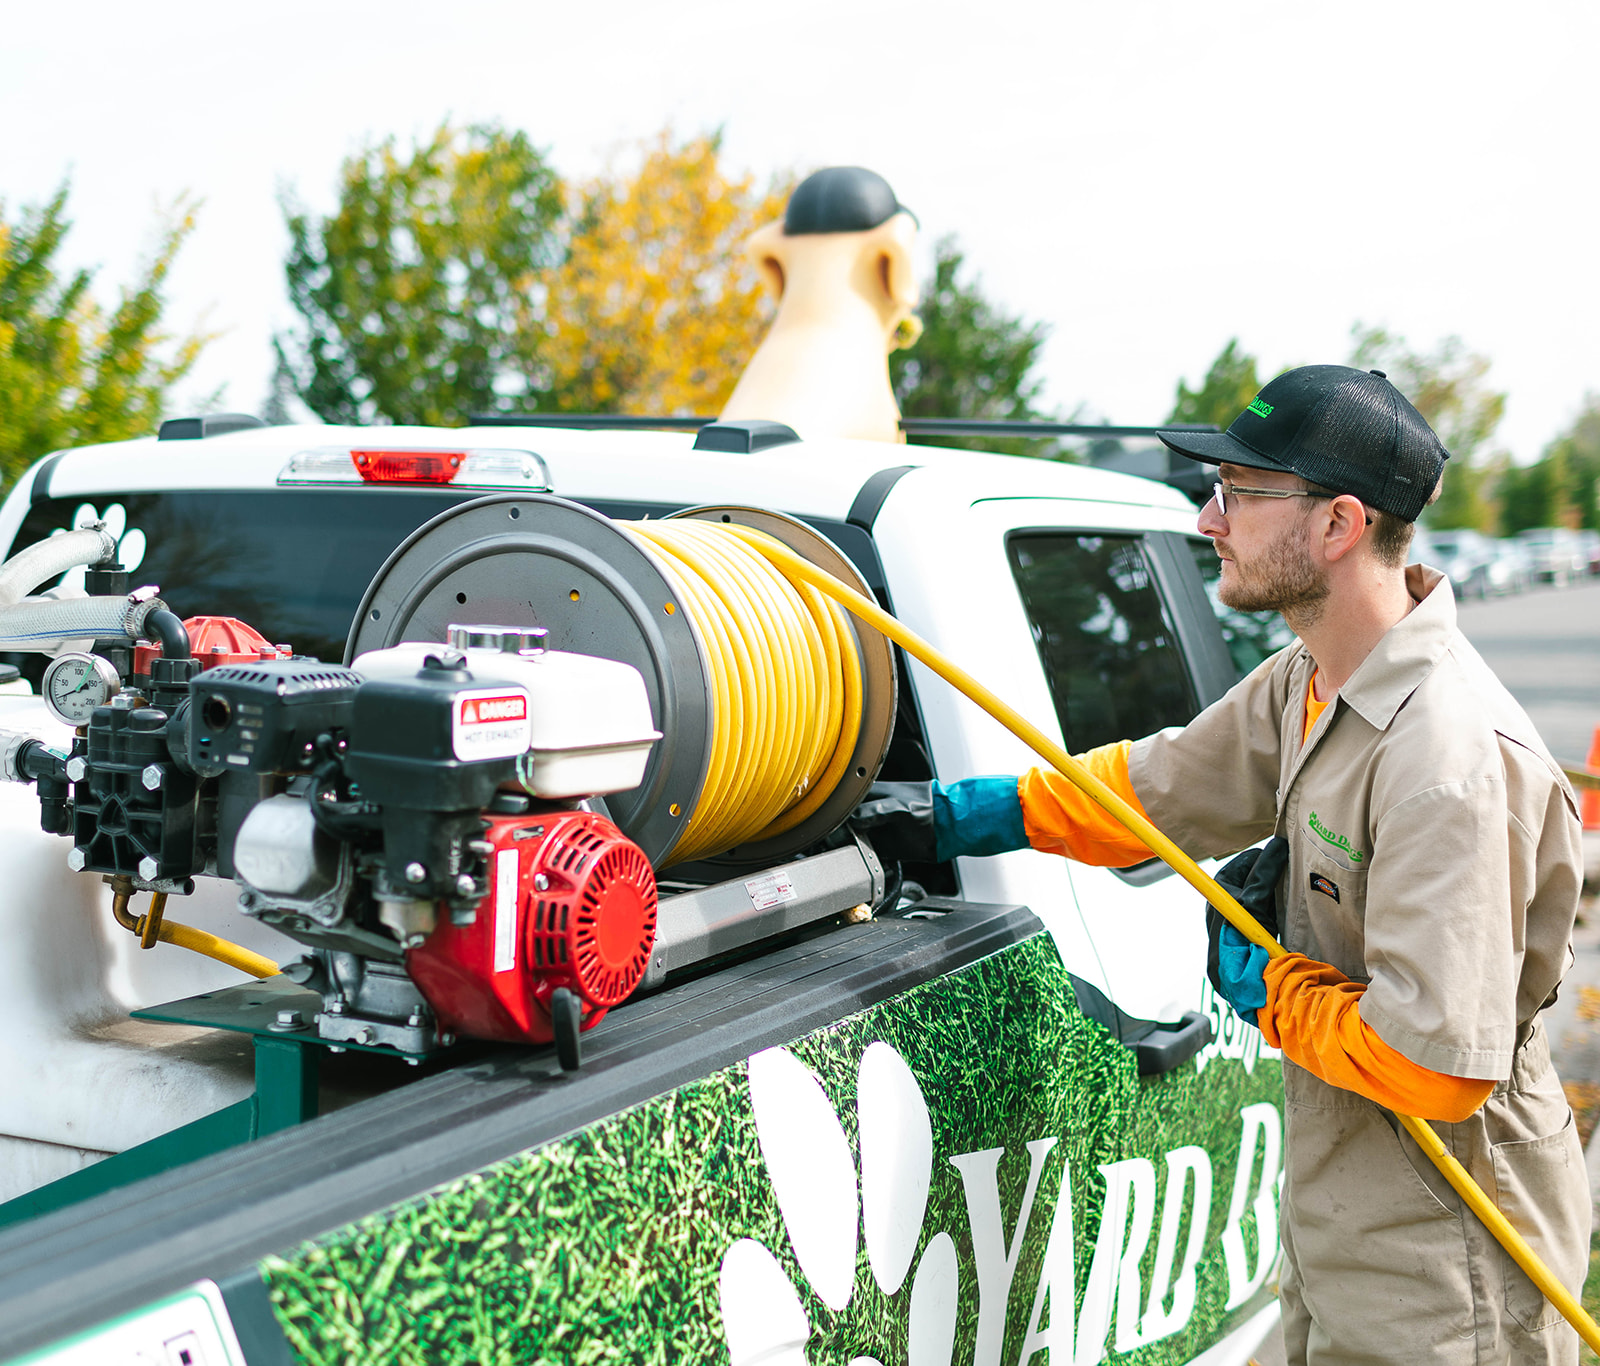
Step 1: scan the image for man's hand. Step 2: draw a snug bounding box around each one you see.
[931,776,1028,861]
[1204,837,1288,1027]
[1215,923,1270,1026]
[849,776,1028,863]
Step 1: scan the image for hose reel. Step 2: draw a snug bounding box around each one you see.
[346,495,896,868]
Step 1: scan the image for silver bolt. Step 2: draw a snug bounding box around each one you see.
[439,1032,456,1047]
[66,848,87,871]
[327,1045,346,1054]
[407,1011,426,1027]
[404,861,427,884]
[140,764,163,791]
[271,1008,305,1031]
[65,756,87,782]
[138,856,159,880]
[533,873,550,892]
[403,934,426,950]
[405,1056,420,1067]
[455,873,476,896]
[355,1026,375,1046]
[327,998,345,1015]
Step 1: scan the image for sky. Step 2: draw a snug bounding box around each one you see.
[5,0,1597,462]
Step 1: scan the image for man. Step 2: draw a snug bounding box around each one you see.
[937,365,1589,1363]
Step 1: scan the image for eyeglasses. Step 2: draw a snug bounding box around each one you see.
[1211,480,1330,518]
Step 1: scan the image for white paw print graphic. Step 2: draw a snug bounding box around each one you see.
[54,502,147,592]
[719,1042,959,1366]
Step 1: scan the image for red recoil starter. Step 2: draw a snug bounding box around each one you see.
[405,810,658,1044]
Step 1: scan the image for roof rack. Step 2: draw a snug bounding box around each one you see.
[468,414,1218,440]
[468,414,712,430]
[898,420,1216,439]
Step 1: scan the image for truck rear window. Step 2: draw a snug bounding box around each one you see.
[1008,532,1198,750]
[11,489,473,667]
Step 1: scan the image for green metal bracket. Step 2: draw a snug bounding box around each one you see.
[0,1031,318,1232]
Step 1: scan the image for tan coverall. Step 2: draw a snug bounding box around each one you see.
[1127,567,1589,1364]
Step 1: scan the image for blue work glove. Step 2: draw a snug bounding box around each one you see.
[1214,924,1270,1028]
[931,776,1028,861]
[1204,837,1287,1030]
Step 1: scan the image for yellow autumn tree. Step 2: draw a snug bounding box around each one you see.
[538,133,793,416]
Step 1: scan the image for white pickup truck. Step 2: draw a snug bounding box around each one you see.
[0,413,1291,1366]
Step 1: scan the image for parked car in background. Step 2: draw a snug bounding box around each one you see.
[1423,528,1497,599]
[1517,526,1587,586]
[1578,528,1600,576]
[1483,537,1533,595]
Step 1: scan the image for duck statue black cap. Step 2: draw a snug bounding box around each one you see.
[783,167,915,235]
[1156,365,1450,523]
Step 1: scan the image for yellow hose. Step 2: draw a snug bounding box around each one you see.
[622,521,863,863]
[111,881,281,980]
[742,532,1600,1353]
[152,919,280,980]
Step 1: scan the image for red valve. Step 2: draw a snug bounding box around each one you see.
[406,810,658,1045]
[133,615,291,675]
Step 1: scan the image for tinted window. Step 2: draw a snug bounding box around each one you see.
[1008,533,1197,751]
[12,489,475,667]
[1185,537,1296,679]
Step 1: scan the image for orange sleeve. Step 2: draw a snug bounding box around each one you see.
[1260,954,1494,1123]
[1018,741,1155,867]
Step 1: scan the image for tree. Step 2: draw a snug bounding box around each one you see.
[276,122,563,426]
[1166,338,1263,430]
[1497,456,1563,535]
[1347,324,1506,531]
[889,237,1059,456]
[1500,394,1600,534]
[537,132,790,416]
[1555,398,1600,531]
[0,185,207,488]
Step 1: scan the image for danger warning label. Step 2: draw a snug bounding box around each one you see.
[452,688,532,761]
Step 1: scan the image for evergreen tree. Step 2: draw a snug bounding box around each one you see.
[889,237,1060,456]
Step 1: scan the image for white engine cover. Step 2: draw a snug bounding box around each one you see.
[352,641,660,798]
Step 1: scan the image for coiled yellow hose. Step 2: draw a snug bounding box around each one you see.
[623,520,864,864]
[738,531,1600,1353]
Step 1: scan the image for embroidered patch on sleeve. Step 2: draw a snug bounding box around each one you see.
[1309,872,1340,902]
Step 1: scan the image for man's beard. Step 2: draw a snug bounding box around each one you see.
[1217,522,1329,627]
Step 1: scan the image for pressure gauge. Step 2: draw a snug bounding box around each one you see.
[42,653,122,726]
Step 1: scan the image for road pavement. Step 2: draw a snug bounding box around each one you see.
[1456,578,1600,772]
[1249,575,1600,1366]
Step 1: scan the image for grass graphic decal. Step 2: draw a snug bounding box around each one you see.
[262,934,1283,1364]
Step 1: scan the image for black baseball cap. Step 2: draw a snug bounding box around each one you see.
[1156,365,1450,522]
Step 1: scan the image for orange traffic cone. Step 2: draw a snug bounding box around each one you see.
[1584,725,1600,831]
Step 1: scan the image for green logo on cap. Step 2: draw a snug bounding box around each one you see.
[1247,397,1274,418]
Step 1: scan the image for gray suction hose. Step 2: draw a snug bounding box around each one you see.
[0,592,169,653]
[0,526,118,608]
